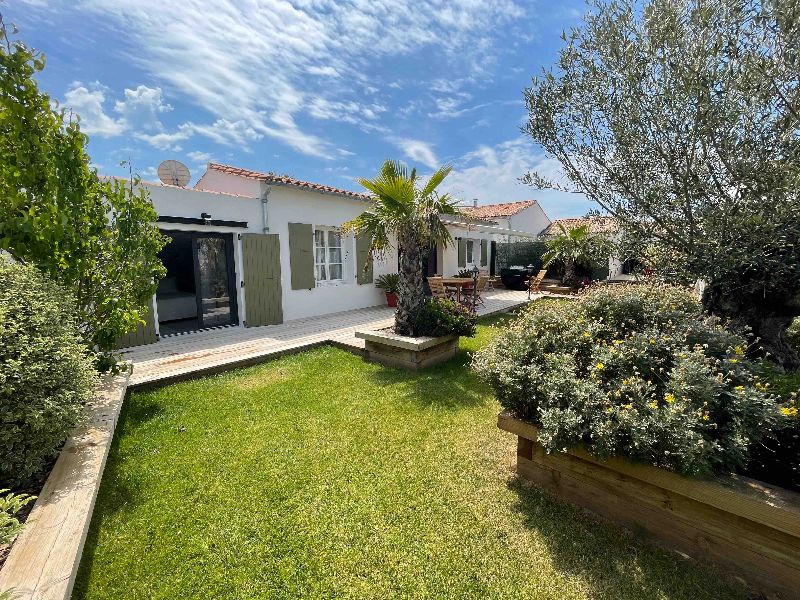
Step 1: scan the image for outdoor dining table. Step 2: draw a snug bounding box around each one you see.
[440,277,475,303]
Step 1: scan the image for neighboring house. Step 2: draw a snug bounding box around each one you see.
[426,200,550,277]
[463,200,551,243]
[539,216,635,280]
[117,163,397,348]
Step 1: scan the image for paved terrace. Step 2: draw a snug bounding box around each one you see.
[123,288,536,388]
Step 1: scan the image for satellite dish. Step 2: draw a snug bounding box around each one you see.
[157,160,191,187]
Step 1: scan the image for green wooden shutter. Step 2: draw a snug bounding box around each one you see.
[115,302,157,349]
[480,240,488,266]
[242,233,283,327]
[356,233,373,284]
[457,238,466,268]
[288,223,315,290]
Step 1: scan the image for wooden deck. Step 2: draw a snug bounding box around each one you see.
[123,289,535,388]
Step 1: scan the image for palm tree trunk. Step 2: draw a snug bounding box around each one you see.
[395,230,425,335]
[562,259,576,286]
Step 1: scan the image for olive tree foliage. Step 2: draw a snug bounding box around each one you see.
[0,18,166,369]
[522,0,800,368]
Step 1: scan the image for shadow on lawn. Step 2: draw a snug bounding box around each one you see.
[506,478,748,600]
[365,348,490,410]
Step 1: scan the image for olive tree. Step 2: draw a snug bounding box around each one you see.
[522,0,800,368]
[0,18,166,368]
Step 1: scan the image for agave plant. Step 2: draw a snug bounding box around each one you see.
[344,160,461,335]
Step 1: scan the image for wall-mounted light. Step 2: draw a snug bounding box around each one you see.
[201,212,212,223]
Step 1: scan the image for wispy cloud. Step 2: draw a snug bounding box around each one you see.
[53,0,526,157]
[395,139,438,169]
[443,137,593,219]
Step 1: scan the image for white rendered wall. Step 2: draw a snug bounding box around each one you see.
[508,203,551,240]
[146,178,398,322]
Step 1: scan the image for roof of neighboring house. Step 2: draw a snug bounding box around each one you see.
[204,162,371,200]
[540,216,618,236]
[462,200,538,219]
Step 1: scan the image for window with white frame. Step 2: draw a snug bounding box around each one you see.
[466,239,475,263]
[314,227,343,283]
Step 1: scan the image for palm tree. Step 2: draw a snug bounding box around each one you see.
[542,223,605,286]
[344,160,460,335]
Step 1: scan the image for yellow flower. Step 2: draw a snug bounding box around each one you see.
[664,393,676,404]
[613,339,622,345]
[781,406,799,417]
[702,412,710,421]
[649,338,656,344]
[734,346,745,356]
[648,401,658,409]
[734,385,745,392]
[596,362,605,371]
[583,332,590,339]
[622,403,633,410]
[729,358,738,364]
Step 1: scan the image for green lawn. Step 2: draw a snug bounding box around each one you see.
[75,315,746,599]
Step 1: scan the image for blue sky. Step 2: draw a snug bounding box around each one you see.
[10,0,593,219]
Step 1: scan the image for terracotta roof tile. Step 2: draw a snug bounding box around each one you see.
[206,163,371,200]
[462,200,537,219]
[540,216,618,236]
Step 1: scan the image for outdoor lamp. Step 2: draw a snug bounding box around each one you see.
[526,264,534,275]
[201,212,212,223]
[471,264,480,281]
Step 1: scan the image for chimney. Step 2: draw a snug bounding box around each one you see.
[472,198,478,208]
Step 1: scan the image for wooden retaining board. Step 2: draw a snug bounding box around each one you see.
[0,373,129,600]
[498,413,800,599]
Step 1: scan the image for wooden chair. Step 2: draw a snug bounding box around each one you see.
[527,269,547,299]
[461,275,489,311]
[427,277,450,299]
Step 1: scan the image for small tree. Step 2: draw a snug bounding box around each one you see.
[522,0,800,368]
[0,19,166,368]
[344,160,460,335]
[542,223,608,285]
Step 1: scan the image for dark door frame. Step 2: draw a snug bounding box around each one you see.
[161,230,239,331]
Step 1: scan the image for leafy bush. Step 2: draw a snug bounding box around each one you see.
[455,269,474,278]
[1,489,34,545]
[412,298,477,338]
[473,284,782,477]
[0,261,96,486]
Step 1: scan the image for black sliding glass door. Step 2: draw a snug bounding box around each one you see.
[157,231,238,335]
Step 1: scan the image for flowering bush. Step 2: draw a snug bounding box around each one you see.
[473,284,782,477]
[412,298,477,338]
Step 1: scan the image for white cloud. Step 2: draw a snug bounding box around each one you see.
[58,0,526,157]
[65,82,176,141]
[63,83,126,136]
[114,85,171,131]
[186,151,213,163]
[443,137,594,219]
[395,139,438,169]
[307,65,340,77]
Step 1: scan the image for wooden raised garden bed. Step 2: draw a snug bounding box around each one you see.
[355,329,459,370]
[497,412,800,599]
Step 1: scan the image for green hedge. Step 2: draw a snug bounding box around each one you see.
[0,261,96,486]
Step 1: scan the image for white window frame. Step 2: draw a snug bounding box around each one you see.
[314,226,345,286]
[466,239,475,264]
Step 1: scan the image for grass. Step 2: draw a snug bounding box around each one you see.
[75,315,747,599]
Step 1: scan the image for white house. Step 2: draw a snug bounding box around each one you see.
[116,164,555,349]
[463,200,551,243]
[117,163,398,348]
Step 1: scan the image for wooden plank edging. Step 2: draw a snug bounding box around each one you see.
[497,412,800,537]
[0,372,129,600]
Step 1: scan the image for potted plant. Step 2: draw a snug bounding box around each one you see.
[375,273,400,307]
[345,160,471,369]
